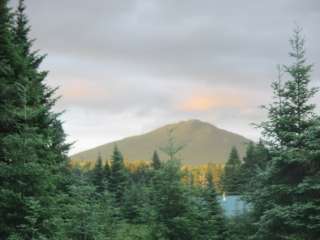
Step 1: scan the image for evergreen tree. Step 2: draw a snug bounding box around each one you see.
[150,160,193,240]
[129,163,152,184]
[91,153,105,193]
[250,27,320,240]
[242,142,256,169]
[53,172,109,240]
[221,146,241,195]
[109,146,127,204]
[122,183,148,223]
[202,169,229,240]
[0,1,69,238]
[160,128,185,161]
[253,140,270,170]
[0,0,19,137]
[151,150,161,169]
[104,159,111,182]
[240,141,270,192]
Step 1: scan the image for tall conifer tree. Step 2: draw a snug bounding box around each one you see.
[0,1,69,238]
[91,154,105,193]
[109,146,127,204]
[152,150,161,170]
[221,146,241,194]
[202,169,228,240]
[250,27,320,240]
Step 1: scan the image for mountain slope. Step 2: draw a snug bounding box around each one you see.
[71,119,251,165]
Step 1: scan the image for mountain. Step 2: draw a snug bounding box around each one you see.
[70,119,251,165]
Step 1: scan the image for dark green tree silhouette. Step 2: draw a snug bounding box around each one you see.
[250,27,320,240]
[109,146,127,204]
[221,146,242,194]
[202,169,229,240]
[0,1,69,238]
[152,150,161,169]
[91,153,105,193]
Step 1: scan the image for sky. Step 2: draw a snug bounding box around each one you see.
[13,0,320,154]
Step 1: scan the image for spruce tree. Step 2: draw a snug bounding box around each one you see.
[242,142,256,169]
[240,141,270,192]
[150,160,192,240]
[0,1,69,238]
[104,159,111,182]
[91,153,105,193]
[250,27,320,240]
[160,128,185,161]
[202,169,229,240]
[55,172,108,239]
[151,150,161,169]
[109,146,127,204]
[0,0,19,136]
[221,146,241,195]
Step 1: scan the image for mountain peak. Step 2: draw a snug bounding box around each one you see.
[164,119,218,131]
[183,119,217,128]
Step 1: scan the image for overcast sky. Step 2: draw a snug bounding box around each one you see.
[14,0,320,154]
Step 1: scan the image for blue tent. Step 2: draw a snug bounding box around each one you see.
[218,195,249,217]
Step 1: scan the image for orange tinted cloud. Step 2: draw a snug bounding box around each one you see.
[178,93,246,112]
[61,81,105,100]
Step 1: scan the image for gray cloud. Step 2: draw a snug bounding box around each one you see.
[10,0,320,153]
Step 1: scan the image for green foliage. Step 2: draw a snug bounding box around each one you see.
[91,154,106,193]
[227,213,255,240]
[201,170,229,240]
[122,183,149,223]
[113,223,153,240]
[104,159,111,181]
[149,160,191,240]
[240,141,270,193]
[51,170,116,240]
[109,146,128,204]
[160,128,185,161]
[247,27,320,240]
[221,146,242,195]
[0,0,69,238]
[151,150,161,170]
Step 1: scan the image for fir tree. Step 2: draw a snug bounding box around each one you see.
[240,141,270,193]
[109,146,127,204]
[0,1,69,238]
[54,172,108,240]
[104,159,111,182]
[202,169,229,240]
[150,160,192,240]
[151,150,161,169]
[91,153,105,193]
[221,146,241,195]
[122,183,147,223]
[242,142,256,169]
[250,27,320,240]
[160,128,185,161]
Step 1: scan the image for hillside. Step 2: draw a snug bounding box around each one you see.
[71,119,251,165]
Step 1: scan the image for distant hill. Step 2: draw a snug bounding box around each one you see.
[70,119,251,165]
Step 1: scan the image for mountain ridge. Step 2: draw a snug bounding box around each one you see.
[71,119,251,165]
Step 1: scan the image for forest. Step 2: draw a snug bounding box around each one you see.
[0,0,319,239]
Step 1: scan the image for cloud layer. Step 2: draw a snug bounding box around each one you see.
[13,0,320,154]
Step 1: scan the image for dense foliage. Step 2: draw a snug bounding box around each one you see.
[221,146,242,195]
[244,28,320,240]
[0,0,69,238]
